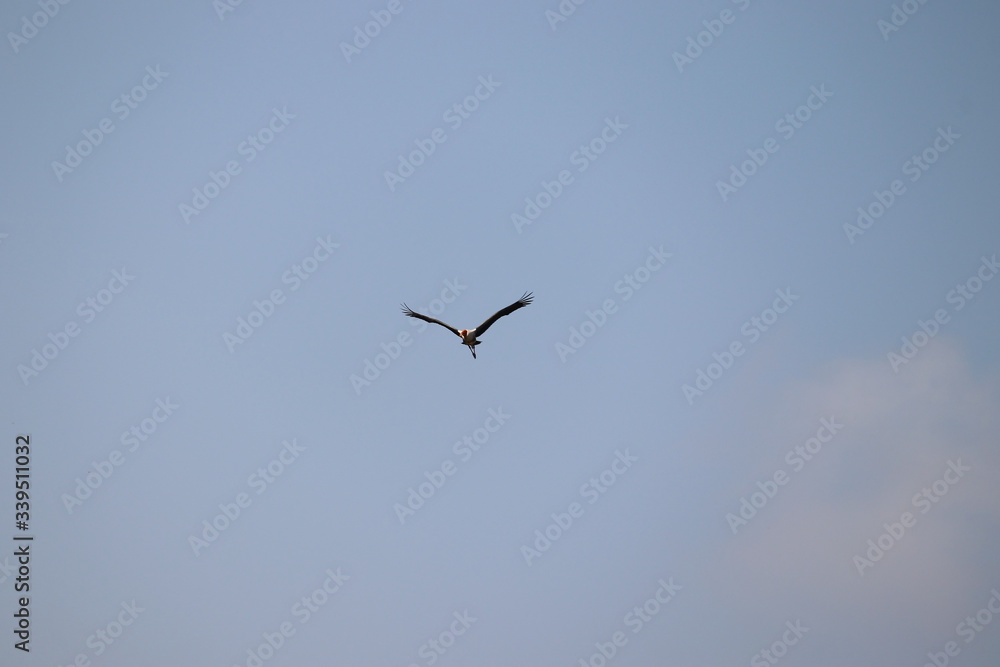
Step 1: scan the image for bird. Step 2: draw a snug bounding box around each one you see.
[401,292,533,359]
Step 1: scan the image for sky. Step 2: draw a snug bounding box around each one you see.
[2,1,1000,665]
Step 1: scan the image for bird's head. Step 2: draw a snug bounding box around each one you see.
[459,329,469,337]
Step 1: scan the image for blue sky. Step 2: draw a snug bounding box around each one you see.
[3,1,1000,665]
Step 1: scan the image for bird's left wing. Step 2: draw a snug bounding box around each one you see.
[473,292,533,336]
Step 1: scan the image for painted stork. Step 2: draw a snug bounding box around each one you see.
[401,292,533,359]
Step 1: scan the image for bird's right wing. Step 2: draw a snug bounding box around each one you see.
[401,304,462,337]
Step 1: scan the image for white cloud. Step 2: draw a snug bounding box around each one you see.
[710,337,1000,633]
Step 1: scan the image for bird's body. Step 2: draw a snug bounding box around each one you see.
[401,292,533,358]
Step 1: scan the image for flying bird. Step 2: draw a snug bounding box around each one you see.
[401,292,533,359]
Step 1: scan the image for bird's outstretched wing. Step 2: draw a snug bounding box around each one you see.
[473,292,533,336]
[401,304,462,337]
